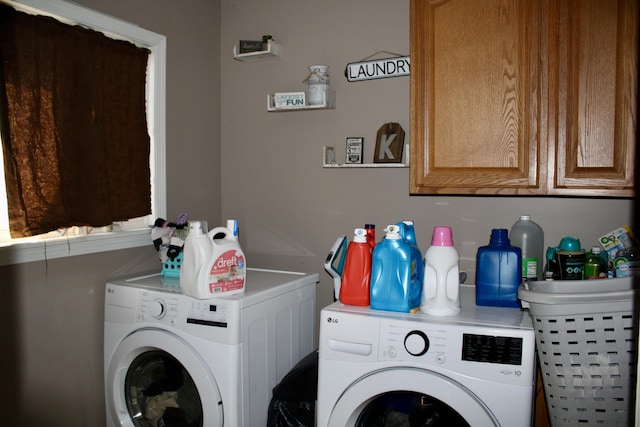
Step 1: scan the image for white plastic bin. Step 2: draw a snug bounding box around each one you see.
[518,277,638,426]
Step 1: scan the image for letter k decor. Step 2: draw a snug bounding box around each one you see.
[374,122,405,163]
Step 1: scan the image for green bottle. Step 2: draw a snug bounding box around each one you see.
[583,246,607,280]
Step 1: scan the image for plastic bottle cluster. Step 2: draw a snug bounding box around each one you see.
[339,221,461,315]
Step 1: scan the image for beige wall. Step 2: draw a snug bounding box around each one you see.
[0,1,221,425]
[0,0,636,426]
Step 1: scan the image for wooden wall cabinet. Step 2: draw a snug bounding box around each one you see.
[409,0,638,197]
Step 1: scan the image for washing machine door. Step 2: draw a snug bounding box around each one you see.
[106,329,223,427]
[328,367,498,427]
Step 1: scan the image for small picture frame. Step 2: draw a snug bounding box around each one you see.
[346,137,364,164]
[239,40,264,53]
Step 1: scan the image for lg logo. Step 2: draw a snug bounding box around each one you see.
[326,317,338,324]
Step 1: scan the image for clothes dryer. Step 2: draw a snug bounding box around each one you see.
[105,268,317,427]
[317,284,536,427]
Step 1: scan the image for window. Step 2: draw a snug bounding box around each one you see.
[0,0,166,266]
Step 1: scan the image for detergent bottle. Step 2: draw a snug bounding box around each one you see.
[420,226,461,316]
[365,224,376,250]
[509,215,544,282]
[475,229,521,308]
[370,225,422,313]
[397,220,424,286]
[180,220,213,299]
[339,228,372,306]
[204,226,247,296]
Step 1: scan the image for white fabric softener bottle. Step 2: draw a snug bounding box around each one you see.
[180,220,213,299]
[420,226,461,316]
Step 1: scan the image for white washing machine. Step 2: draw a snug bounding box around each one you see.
[317,284,536,427]
[104,268,318,427]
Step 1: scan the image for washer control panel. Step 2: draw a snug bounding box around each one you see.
[138,292,230,328]
[376,317,534,385]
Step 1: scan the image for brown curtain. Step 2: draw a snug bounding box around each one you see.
[0,4,151,238]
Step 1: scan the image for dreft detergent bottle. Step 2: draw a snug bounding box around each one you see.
[370,225,422,313]
[339,228,372,306]
[180,220,213,299]
[205,226,246,296]
[420,226,461,316]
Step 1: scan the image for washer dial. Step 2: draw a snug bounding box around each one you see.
[148,298,166,319]
[404,330,429,356]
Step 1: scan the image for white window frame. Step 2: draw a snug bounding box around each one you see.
[0,0,166,266]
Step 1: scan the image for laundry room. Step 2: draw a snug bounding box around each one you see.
[0,0,637,426]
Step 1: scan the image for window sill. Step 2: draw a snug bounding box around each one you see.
[0,228,151,266]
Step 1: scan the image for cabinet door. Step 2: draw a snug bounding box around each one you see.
[549,0,637,197]
[410,0,544,195]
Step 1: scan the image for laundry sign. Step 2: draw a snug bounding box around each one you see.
[345,56,410,82]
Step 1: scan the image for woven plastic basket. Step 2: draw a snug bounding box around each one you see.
[161,251,183,278]
[518,277,638,426]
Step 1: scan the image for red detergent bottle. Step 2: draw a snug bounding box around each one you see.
[365,224,376,249]
[339,228,373,306]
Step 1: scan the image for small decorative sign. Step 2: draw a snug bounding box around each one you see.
[346,137,364,164]
[274,92,306,108]
[345,56,410,82]
[374,123,405,163]
[239,40,264,53]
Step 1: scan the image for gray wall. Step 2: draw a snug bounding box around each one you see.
[0,0,222,425]
[0,0,635,426]
[219,0,634,314]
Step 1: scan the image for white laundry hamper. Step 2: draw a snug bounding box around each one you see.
[518,277,638,426]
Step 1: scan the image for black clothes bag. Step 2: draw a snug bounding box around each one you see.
[266,350,318,427]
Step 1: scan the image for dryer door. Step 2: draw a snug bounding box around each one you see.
[328,367,498,427]
[106,329,223,427]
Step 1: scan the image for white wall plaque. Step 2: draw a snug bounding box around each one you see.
[345,56,410,82]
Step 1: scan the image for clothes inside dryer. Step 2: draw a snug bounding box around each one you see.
[125,350,203,427]
[356,391,470,427]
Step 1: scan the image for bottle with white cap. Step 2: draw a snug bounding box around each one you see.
[509,215,544,282]
[180,220,213,298]
[339,228,372,306]
[370,225,422,313]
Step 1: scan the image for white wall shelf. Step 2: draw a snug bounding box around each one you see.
[322,146,409,168]
[233,41,282,62]
[267,91,335,112]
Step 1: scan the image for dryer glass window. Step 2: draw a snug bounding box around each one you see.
[356,391,470,427]
[124,350,203,427]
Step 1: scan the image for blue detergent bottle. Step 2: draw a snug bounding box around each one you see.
[475,228,522,308]
[370,224,422,313]
[397,220,424,303]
